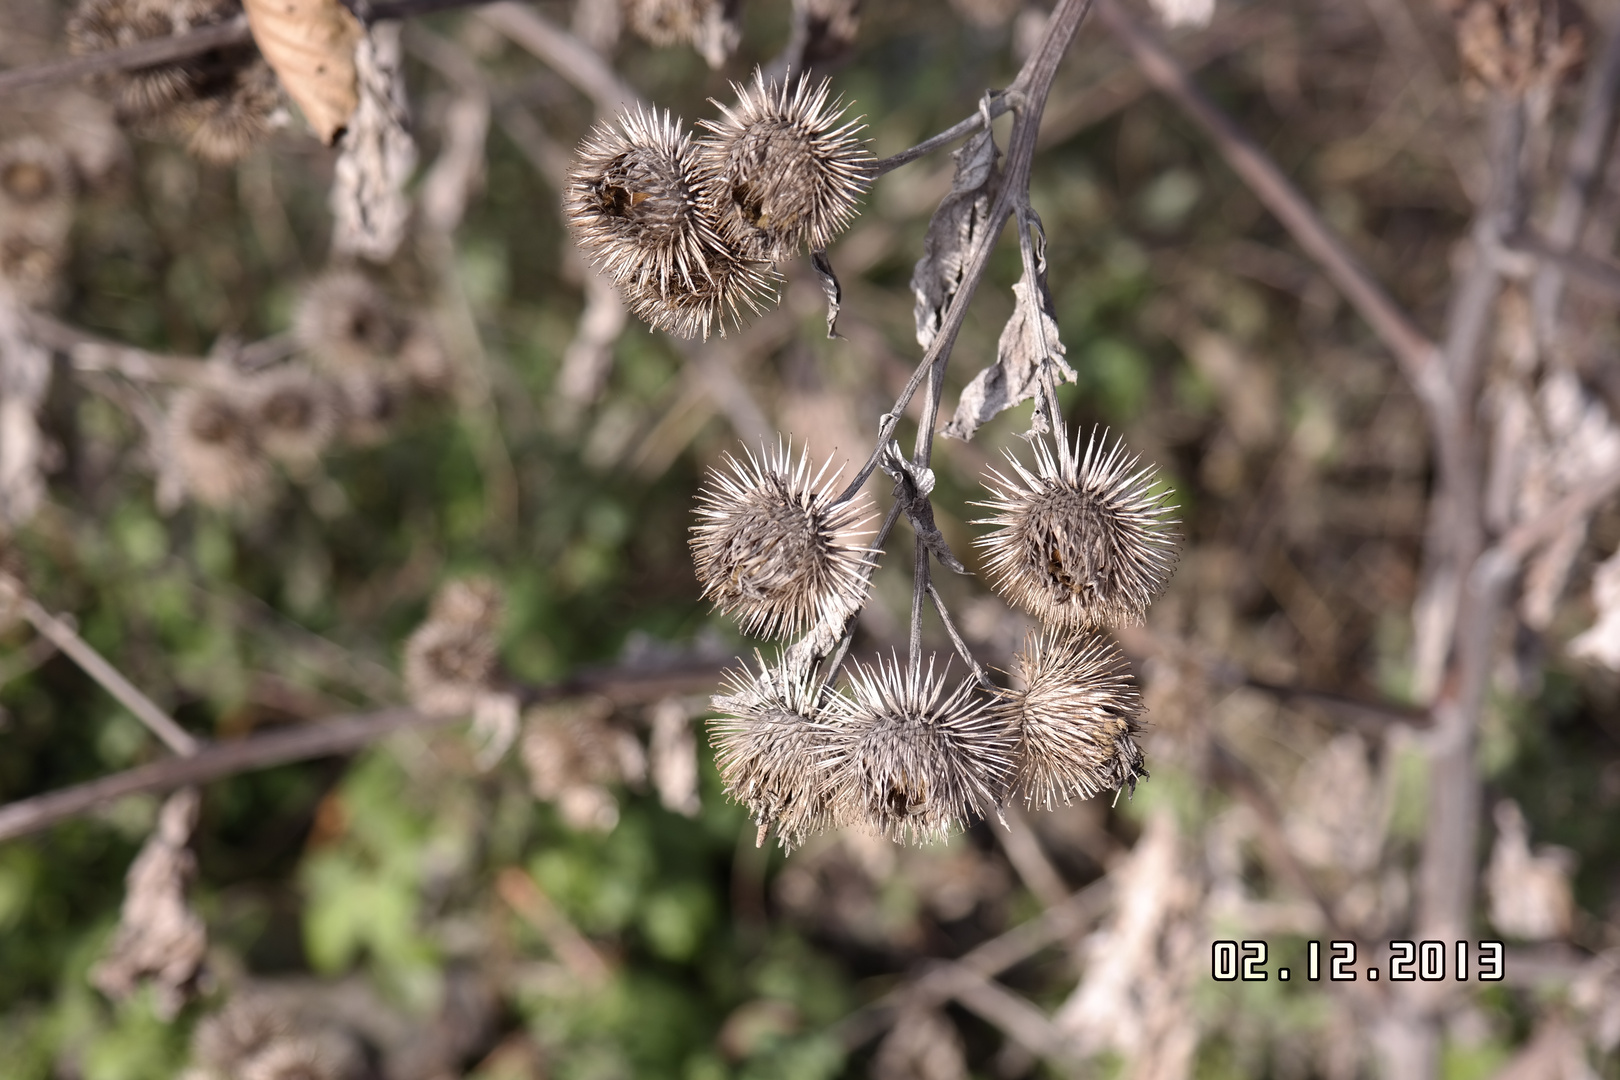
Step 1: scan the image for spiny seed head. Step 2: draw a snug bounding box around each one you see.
[192,997,291,1072]
[975,427,1178,630]
[404,577,504,717]
[173,59,281,164]
[0,137,74,210]
[691,441,876,639]
[565,106,776,340]
[68,0,250,118]
[711,654,848,852]
[166,383,271,508]
[698,71,871,261]
[239,1034,360,1080]
[333,369,403,447]
[247,366,337,465]
[293,270,406,371]
[828,654,1017,845]
[1006,629,1146,809]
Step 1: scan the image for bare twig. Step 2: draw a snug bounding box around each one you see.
[478,2,641,114]
[1093,0,1450,423]
[16,596,199,757]
[1531,21,1620,344]
[0,659,726,844]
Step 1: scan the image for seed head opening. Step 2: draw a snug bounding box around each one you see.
[827,654,1017,845]
[1006,629,1146,809]
[690,442,875,639]
[565,106,775,339]
[403,577,504,717]
[293,270,406,371]
[173,59,281,164]
[166,384,270,508]
[698,71,871,261]
[0,138,74,210]
[975,428,1178,629]
[247,367,338,465]
[711,654,847,851]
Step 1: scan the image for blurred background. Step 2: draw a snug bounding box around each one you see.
[1,0,1619,1076]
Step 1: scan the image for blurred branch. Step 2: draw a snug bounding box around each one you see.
[1531,21,1620,343]
[10,589,199,757]
[995,804,1073,908]
[836,877,1113,1049]
[0,0,497,97]
[1505,228,1620,299]
[478,2,641,115]
[1093,0,1450,424]
[0,659,726,844]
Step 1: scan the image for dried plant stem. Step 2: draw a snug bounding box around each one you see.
[926,583,993,689]
[1093,0,1449,424]
[835,0,1095,507]
[17,596,199,758]
[865,95,1017,179]
[478,3,641,114]
[0,660,726,845]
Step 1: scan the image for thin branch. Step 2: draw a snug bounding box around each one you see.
[16,596,199,758]
[925,583,994,688]
[1505,228,1620,299]
[0,0,496,98]
[834,877,1113,1049]
[1093,0,1450,424]
[0,660,726,844]
[1531,20,1620,343]
[478,2,641,114]
[835,0,1095,506]
[866,96,1015,178]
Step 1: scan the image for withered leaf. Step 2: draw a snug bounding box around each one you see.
[242,0,363,146]
[910,124,1001,350]
[942,275,1076,442]
[811,249,842,339]
[330,24,416,262]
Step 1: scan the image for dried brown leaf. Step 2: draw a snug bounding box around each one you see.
[910,124,1000,350]
[943,275,1076,442]
[241,0,362,146]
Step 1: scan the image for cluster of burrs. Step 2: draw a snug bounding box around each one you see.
[564,71,871,340]
[67,0,283,164]
[691,430,1178,851]
[162,270,448,509]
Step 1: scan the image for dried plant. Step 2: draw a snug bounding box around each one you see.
[164,382,273,509]
[402,576,504,717]
[697,72,871,263]
[246,366,339,466]
[710,654,845,850]
[827,654,1018,845]
[565,106,775,339]
[690,442,876,639]
[975,428,1178,630]
[1006,629,1146,810]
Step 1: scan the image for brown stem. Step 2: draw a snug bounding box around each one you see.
[0,660,725,844]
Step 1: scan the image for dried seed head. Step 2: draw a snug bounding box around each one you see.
[975,428,1178,630]
[0,137,74,211]
[193,997,292,1072]
[403,577,504,716]
[398,321,453,396]
[0,230,68,309]
[711,654,847,851]
[1006,630,1146,809]
[173,59,282,165]
[565,106,775,340]
[247,366,338,465]
[293,270,406,371]
[239,1034,361,1080]
[624,0,740,63]
[698,72,871,261]
[166,383,271,508]
[68,0,251,118]
[1447,0,1585,96]
[829,654,1017,845]
[333,369,403,446]
[690,442,875,639]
